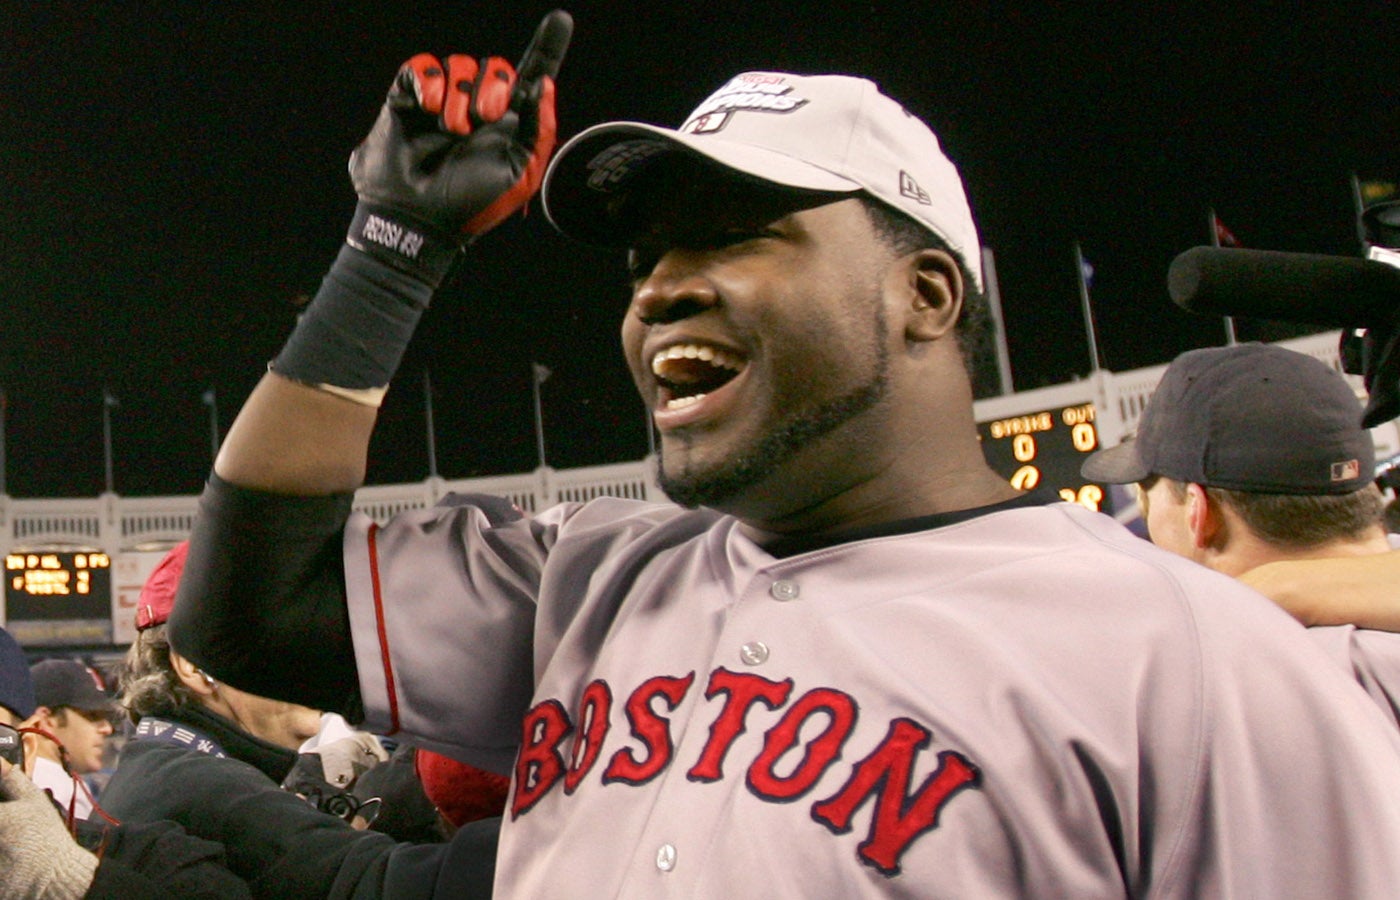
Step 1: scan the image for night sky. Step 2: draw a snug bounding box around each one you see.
[2,3,1395,498]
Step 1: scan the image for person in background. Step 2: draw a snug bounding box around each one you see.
[27,658,117,821]
[1083,342,1400,727]
[100,541,332,828]
[0,626,252,898]
[105,540,502,897]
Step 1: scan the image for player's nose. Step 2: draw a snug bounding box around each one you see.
[631,249,719,326]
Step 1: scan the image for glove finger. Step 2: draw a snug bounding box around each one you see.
[442,55,483,135]
[515,9,574,86]
[473,57,517,125]
[394,53,448,116]
[509,10,570,149]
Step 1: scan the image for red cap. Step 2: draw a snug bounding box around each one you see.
[414,748,510,827]
[135,541,189,631]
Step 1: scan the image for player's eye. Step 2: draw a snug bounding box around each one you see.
[626,248,659,284]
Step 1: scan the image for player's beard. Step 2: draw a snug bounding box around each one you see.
[656,336,890,512]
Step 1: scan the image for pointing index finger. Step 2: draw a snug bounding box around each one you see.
[516,9,574,84]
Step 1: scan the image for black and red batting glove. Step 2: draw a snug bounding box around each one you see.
[346,9,573,285]
[271,12,572,398]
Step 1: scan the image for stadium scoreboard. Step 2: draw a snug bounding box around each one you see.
[977,400,1110,512]
[4,550,113,645]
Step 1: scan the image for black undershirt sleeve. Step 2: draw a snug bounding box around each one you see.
[168,473,364,720]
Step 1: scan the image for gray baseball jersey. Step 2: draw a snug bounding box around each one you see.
[343,498,1400,897]
[1308,624,1400,731]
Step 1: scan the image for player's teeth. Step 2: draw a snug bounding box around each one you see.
[651,345,741,374]
[665,394,706,410]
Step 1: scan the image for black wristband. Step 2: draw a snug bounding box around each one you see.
[271,244,434,391]
[346,201,463,287]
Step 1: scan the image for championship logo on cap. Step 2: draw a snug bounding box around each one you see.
[543,70,985,291]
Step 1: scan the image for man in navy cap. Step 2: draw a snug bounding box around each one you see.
[1083,342,1400,727]
[27,658,117,821]
[0,625,253,897]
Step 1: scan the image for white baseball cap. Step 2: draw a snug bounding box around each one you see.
[542,71,984,291]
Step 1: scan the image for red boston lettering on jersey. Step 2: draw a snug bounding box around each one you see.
[748,687,857,801]
[602,672,696,786]
[564,679,613,793]
[687,668,793,782]
[509,667,983,876]
[511,699,572,817]
[811,717,981,877]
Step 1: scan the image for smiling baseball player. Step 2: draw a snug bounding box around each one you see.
[169,10,1400,897]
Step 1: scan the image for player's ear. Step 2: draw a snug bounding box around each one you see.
[169,651,216,697]
[902,248,962,344]
[1184,483,1222,549]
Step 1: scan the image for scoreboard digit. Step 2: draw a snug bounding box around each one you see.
[977,402,1110,512]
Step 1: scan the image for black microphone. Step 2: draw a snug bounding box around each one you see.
[1168,246,1400,327]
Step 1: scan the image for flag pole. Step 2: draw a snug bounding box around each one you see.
[202,388,220,462]
[102,388,119,494]
[1350,173,1368,251]
[423,369,439,479]
[982,246,1014,395]
[0,387,8,496]
[531,363,550,470]
[1208,208,1239,345]
[1074,243,1102,373]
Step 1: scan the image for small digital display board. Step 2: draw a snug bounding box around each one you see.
[978,401,1112,513]
[4,551,113,646]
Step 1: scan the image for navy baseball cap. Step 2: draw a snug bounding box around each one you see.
[30,658,113,713]
[1081,343,1374,494]
[541,71,984,291]
[0,627,36,720]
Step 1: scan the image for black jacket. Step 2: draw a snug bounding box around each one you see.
[77,815,252,899]
[99,705,496,899]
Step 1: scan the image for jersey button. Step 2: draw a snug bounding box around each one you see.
[740,641,770,665]
[656,843,678,872]
[770,579,800,601]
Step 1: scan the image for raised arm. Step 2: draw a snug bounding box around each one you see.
[219,11,574,494]
[170,13,573,713]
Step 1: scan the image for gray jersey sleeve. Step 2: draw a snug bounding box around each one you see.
[341,497,704,774]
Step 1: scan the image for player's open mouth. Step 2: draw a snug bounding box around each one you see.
[651,343,745,412]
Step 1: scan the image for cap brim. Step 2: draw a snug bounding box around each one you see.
[542,121,862,246]
[1080,439,1152,484]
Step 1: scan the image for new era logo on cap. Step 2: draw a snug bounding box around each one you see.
[899,171,931,205]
